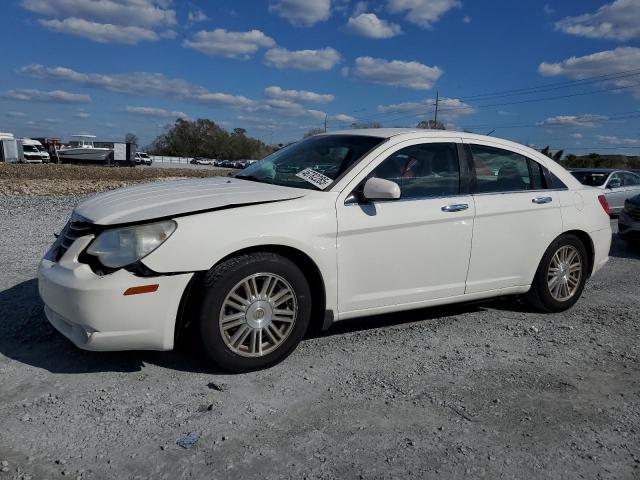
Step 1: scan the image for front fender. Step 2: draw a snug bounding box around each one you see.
[141,195,339,312]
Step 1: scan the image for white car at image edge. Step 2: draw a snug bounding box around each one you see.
[38,129,612,372]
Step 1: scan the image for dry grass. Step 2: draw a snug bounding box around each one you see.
[0,163,234,196]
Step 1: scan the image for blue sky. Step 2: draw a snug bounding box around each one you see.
[1,0,640,153]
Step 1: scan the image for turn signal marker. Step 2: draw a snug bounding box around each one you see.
[123,284,159,296]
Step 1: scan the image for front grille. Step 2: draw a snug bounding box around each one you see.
[54,219,93,261]
[624,203,640,221]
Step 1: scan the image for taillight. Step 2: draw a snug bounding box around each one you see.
[598,194,610,215]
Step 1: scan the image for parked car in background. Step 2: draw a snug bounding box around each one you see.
[219,160,234,168]
[135,152,152,165]
[190,157,214,165]
[569,169,640,215]
[232,160,245,169]
[618,194,640,246]
[20,138,50,163]
[39,129,611,372]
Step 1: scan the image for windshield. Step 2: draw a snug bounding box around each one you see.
[570,171,609,187]
[236,135,385,190]
[23,145,39,153]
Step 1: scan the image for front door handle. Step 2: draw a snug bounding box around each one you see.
[532,196,553,204]
[441,203,469,212]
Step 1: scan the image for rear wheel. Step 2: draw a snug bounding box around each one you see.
[526,234,588,312]
[198,252,311,372]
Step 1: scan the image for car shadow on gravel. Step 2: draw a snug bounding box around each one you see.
[0,279,219,374]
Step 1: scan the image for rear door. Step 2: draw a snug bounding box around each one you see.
[463,140,563,293]
[336,138,475,315]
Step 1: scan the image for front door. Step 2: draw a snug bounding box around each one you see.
[336,139,474,317]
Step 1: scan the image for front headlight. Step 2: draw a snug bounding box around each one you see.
[86,220,176,268]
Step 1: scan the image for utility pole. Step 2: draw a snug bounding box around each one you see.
[433,90,439,128]
[324,114,328,133]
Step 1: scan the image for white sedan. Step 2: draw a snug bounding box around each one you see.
[39,129,612,372]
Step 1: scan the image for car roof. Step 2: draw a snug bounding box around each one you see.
[323,128,549,160]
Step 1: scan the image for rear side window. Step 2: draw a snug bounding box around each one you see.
[469,144,559,193]
[471,145,531,193]
[369,142,460,199]
[530,161,545,190]
[623,172,640,186]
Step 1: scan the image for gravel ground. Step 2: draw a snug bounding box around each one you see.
[0,195,639,480]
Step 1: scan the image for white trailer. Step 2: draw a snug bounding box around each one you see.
[0,132,22,163]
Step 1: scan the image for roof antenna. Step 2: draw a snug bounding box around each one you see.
[486,129,495,136]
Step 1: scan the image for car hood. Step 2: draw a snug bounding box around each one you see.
[74,177,306,225]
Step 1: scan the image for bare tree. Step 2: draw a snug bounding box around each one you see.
[304,128,325,138]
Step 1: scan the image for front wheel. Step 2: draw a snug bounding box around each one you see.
[526,234,589,312]
[198,252,311,372]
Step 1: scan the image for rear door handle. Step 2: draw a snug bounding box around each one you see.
[532,196,553,204]
[441,203,469,212]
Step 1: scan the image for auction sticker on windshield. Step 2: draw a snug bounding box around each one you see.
[295,168,333,190]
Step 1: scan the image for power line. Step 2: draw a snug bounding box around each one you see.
[357,81,640,127]
[324,67,640,127]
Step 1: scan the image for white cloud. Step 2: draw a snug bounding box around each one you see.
[188,9,208,23]
[330,113,356,122]
[387,0,461,28]
[269,0,331,26]
[1,88,90,103]
[39,18,160,44]
[264,47,341,71]
[265,86,334,104]
[538,114,608,127]
[571,133,583,139]
[597,134,640,145]
[555,0,640,41]
[6,111,26,117]
[377,97,475,119]
[20,64,255,108]
[543,4,555,15]
[345,13,402,38]
[21,0,175,44]
[74,111,90,118]
[126,106,188,119]
[538,47,640,97]
[351,56,443,90]
[462,15,471,23]
[183,29,275,59]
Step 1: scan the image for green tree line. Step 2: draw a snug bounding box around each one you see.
[148,119,273,160]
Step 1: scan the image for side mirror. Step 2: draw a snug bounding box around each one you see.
[362,177,401,201]
[607,179,621,189]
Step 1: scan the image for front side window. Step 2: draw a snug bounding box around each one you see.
[470,145,551,193]
[608,172,623,188]
[368,142,460,199]
[236,135,384,191]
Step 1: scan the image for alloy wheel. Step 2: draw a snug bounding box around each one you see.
[218,273,298,357]
[546,245,582,302]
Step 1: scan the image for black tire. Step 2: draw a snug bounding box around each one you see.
[526,234,589,312]
[198,252,312,372]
